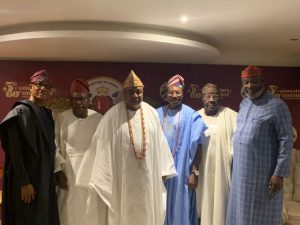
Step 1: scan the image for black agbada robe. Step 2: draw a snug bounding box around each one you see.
[0,100,60,225]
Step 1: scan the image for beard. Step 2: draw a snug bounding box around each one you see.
[245,86,264,100]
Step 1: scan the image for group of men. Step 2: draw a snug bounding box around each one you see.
[0,65,293,225]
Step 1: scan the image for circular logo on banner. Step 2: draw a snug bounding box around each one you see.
[88,77,123,115]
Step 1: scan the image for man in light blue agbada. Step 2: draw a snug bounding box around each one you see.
[157,74,207,225]
[226,66,293,225]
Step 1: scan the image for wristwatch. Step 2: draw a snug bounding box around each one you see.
[192,170,200,176]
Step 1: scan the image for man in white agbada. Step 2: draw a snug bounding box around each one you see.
[54,78,105,225]
[76,70,177,225]
[196,83,237,225]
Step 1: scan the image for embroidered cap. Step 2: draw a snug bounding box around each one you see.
[70,78,90,95]
[29,70,52,85]
[123,70,144,88]
[241,66,263,79]
[167,74,184,88]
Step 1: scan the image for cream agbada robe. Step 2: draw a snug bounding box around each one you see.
[196,107,237,225]
[55,109,107,225]
[76,102,177,225]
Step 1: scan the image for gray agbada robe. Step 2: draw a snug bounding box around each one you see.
[76,101,177,225]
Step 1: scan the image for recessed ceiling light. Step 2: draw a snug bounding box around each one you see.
[290,38,298,41]
[180,15,188,23]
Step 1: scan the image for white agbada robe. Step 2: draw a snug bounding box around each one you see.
[76,102,177,225]
[196,107,237,225]
[55,109,107,225]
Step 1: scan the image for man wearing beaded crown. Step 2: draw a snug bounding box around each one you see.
[156,74,207,225]
[54,78,105,225]
[76,70,176,225]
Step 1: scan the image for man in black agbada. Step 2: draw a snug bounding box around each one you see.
[0,70,60,225]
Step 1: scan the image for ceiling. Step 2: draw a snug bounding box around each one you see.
[0,0,299,67]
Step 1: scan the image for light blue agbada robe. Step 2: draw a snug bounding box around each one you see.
[226,92,293,225]
[157,104,207,225]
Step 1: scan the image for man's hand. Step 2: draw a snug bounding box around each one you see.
[21,184,36,203]
[55,170,68,190]
[269,175,283,198]
[188,173,198,189]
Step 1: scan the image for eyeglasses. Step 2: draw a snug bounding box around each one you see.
[33,83,53,90]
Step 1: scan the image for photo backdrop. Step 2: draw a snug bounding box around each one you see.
[1,60,300,172]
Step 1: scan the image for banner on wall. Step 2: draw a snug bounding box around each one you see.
[0,62,299,188]
[1,75,300,138]
[2,80,71,110]
[2,81,29,98]
[1,76,125,115]
[187,83,233,99]
[268,85,300,100]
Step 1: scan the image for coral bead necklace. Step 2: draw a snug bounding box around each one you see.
[126,107,147,162]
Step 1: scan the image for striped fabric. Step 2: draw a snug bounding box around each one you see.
[29,70,50,83]
[167,74,184,87]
